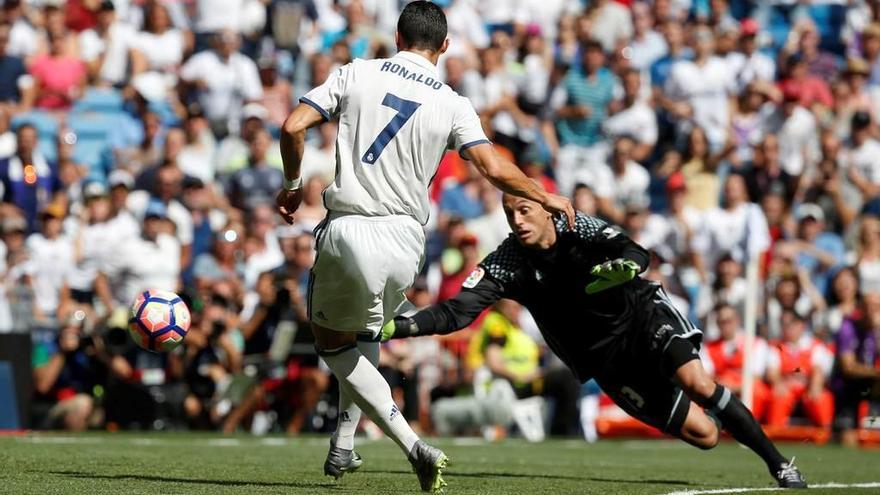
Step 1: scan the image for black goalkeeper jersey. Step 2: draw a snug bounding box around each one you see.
[412,212,656,382]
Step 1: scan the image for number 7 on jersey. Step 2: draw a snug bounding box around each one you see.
[362,93,421,164]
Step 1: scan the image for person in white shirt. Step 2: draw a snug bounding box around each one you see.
[101,200,180,307]
[603,69,658,162]
[135,2,186,74]
[843,111,880,201]
[694,173,770,277]
[180,29,262,137]
[761,83,820,177]
[79,1,144,87]
[274,2,574,490]
[605,136,650,224]
[664,26,735,150]
[126,164,194,267]
[726,18,776,93]
[26,203,73,326]
[588,0,633,53]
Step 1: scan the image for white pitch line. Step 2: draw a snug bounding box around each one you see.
[662,482,880,495]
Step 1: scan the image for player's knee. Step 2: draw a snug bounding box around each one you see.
[683,419,719,450]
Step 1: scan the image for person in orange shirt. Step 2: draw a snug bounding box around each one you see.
[703,303,771,421]
[765,309,835,427]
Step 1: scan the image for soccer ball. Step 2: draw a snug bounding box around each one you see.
[128,289,191,352]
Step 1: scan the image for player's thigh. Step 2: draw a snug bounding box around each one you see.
[309,216,385,333]
[597,367,691,435]
[381,219,425,323]
[640,287,704,378]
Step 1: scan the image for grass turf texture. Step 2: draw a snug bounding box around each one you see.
[2,433,880,494]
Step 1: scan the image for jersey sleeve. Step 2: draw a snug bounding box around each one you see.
[410,238,521,335]
[299,62,353,121]
[448,96,490,158]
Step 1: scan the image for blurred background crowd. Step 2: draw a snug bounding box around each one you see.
[1,0,880,446]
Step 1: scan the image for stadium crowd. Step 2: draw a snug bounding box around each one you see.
[2,0,880,446]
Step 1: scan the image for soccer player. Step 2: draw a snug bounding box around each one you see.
[382,191,808,489]
[275,2,575,492]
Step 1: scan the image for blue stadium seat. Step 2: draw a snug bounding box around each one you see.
[72,138,111,174]
[72,88,124,114]
[10,110,59,137]
[68,112,118,140]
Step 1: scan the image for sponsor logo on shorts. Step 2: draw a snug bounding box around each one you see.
[315,311,327,321]
[462,267,485,289]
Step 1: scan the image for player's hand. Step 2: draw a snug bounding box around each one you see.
[542,193,576,229]
[586,258,641,294]
[275,188,303,225]
[381,316,419,342]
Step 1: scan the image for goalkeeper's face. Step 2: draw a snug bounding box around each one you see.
[502,195,557,250]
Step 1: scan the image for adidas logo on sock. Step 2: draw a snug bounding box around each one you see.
[340,411,351,423]
[390,404,400,421]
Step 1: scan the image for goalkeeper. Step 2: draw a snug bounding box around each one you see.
[384,191,807,489]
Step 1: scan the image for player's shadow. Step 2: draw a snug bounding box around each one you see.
[48,470,342,490]
[370,469,695,486]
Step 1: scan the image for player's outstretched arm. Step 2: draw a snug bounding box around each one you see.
[276,103,326,224]
[382,272,504,341]
[465,142,575,229]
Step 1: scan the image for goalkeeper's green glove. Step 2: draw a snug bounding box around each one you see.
[586,258,641,294]
[380,316,419,342]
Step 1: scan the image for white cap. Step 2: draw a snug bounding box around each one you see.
[242,103,268,121]
[795,203,825,222]
[108,169,134,189]
[132,72,167,103]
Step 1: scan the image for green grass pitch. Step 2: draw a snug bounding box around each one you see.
[2,433,880,494]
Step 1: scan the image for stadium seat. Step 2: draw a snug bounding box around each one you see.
[0,361,21,429]
[10,110,59,136]
[72,88,124,114]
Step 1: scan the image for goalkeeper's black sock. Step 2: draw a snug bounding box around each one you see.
[698,384,787,471]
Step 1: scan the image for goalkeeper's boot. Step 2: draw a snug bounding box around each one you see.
[408,440,449,493]
[773,457,807,489]
[323,444,363,480]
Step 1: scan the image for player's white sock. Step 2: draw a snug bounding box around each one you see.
[321,345,419,455]
[331,340,380,450]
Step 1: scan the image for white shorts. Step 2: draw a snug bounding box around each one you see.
[309,212,425,337]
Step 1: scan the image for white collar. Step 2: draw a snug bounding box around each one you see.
[393,51,439,76]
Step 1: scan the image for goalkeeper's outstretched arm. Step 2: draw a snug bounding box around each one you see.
[384,274,505,340]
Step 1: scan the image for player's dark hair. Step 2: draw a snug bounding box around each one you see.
[397,1,447,52]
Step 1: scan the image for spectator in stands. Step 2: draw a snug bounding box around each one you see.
[25,203,72,326]
[241,204,283,290]
[603,69,657,163]
[257,57,292,129]
[628,2,666,71]
[552,39,615,197]
[136,2,188,74]
[604,136,649,224]
[587,0,632,53]
[176,107,216,183]
[763,81,820,178]
[817,266,860,340]
[0,124,61,232]
[703,303,771,422]
[677,127,729,211]
[780,53,833,117]
[29,32,86,110]
[857,215,880,294]
[743,135,796,204]
[845,111,880,202]
[0,22,33,108]
[31,313,97,430]
[0,106,13,160]
[180,29,262,137]
[664,26,734,150]
[833,292,880,447]
[226,128,282,212]
[2,0,38,60]
[728,18,775,93]
[694,173,770,276]
[101,199,180,306]
[192,228,244,296]
[79,0,144,87]
[128,162,194,267]
[783,204,845,296]
[117,111,164,177]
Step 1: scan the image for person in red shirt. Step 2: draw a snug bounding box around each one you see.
[765,309,835,427]
[703,303,771,421]
[437,233,480,303]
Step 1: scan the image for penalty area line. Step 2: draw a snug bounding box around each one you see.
[661,481,880,495]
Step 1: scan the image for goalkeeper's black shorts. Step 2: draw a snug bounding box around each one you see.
[595,284,703,434]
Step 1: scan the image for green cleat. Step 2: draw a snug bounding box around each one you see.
[323,444,363,480]
[408,440,450,493]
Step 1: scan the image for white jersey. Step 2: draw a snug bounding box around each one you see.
[300,51,489,225]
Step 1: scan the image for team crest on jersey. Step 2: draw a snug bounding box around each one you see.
[462,267,485,288]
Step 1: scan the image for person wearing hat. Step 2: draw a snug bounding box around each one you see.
[843,57,874,114]
[26,202,73,325]
[180,28,262,138]
[78,0,145,87]
[0,124,61,232]
[727,18,775,93]
[98,198,180,306]
[861,23,880,86]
